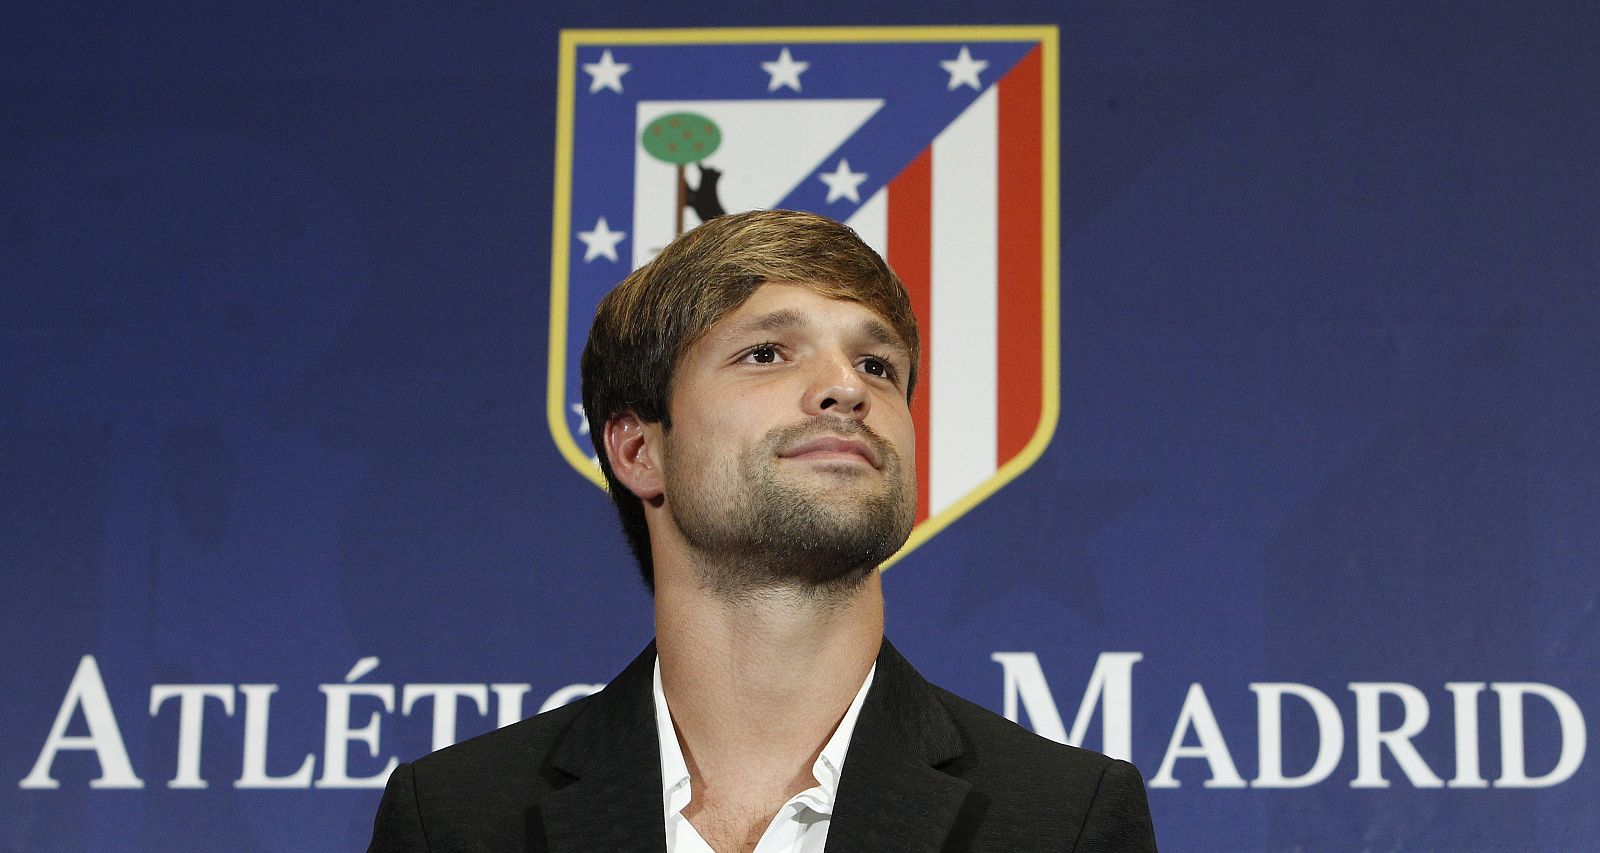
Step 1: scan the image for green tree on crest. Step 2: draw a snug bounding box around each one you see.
[641,112,722,236]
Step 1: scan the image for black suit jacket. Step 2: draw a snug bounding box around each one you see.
[369,639,1157,852]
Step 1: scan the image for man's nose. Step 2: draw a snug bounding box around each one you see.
[801,354,870,420]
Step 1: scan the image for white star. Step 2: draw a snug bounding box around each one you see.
[570,402,599,465]
[940,46,989,91]
[577,216,626,262]
[583,49,630,94]
[760,47,810,93]
[818,159,867,204]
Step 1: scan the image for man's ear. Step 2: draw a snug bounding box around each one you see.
[603,411,665,501]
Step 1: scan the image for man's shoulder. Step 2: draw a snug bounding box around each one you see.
[405,692,592,794]
[848,645,1157,850]
[920,682,1156,850]
[926,682,1121,786]
[368,698,596,852]
[369,648,663,852]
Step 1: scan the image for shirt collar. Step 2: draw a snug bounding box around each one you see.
[653,655,877,823]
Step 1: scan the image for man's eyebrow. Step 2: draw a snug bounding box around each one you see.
[722,309,807,338]
[719,309,906,352]
[859,318,906,351]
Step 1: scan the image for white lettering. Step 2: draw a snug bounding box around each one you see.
[316,657,398,788]
[1445,682,1487,788]
[149,684,234,789]
[1250,683,1343,788]
[539,683,606,714]
[401,684,489,751]
[20,656,143,789]
[1493,682,1586,788]
[491,684,533,728]
[991,651,1142,761]
[1350,682,1443,788]
[1151,683,1245,788]
[235,684,315,788]
[19,652,1583,794]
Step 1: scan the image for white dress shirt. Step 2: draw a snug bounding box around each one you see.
[653,658,876,853]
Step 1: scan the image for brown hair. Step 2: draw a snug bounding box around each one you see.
[579,209,920,589]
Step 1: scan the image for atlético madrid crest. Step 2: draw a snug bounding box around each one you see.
[548,26,1060,565]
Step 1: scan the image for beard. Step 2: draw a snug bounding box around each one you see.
[664,418,915,600]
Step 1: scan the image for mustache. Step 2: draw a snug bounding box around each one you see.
[767,418,898,467]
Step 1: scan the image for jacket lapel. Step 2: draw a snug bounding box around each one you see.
[536,639,970,853]
[826,639,972,852]
[539,644,667,853]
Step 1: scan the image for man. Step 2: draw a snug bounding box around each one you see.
[368,210,1157,852]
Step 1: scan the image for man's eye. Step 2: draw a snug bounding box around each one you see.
[860,356,894,379]
[742,344,780,364]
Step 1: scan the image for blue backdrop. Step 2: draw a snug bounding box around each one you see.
[4,3,1597,851]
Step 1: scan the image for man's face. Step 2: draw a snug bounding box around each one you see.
[657,281,917,595]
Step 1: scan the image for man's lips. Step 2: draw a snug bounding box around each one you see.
[778,435,880,468]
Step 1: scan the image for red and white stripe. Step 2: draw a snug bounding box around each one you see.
[849,46,1045,522]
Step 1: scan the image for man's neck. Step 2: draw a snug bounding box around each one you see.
[652,564,884,807]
